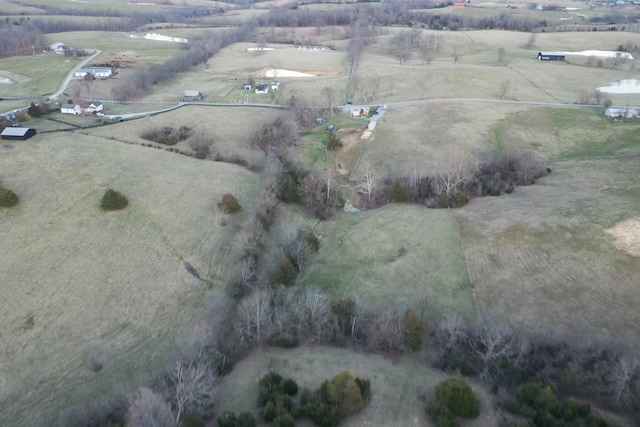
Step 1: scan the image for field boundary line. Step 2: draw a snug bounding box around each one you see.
[448,209,484,324]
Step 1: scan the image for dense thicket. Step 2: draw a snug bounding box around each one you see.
[0,27,49,59]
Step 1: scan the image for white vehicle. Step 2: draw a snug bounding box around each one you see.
[382,104,388,110]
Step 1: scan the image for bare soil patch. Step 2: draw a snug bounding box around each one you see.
[605,217,640,257]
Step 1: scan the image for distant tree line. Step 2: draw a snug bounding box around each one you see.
[0,27,48,59]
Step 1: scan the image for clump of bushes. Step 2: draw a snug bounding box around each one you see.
[427,376,480,427]
[404,309,428,353]
[141,125,192,146]
[505,382,607,427]
[100,188,129,211]
[257,370,371,427]
[326,132,342,150]
[218,193,241,213]
[217,411,256,427]
[0,184,19,207]
[302,371,371,427]
[273,258,297,286]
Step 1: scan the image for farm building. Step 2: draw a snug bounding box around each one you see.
[1,127,36,141]
[61,104,82,115]
[87,101,103,113]
[350,106,370,117]
[74,68,113,78]
[604,106,640,118]
[255,84,269,94]
[50,42,66,54]
[538,51,565,61]
[183,90,204,101]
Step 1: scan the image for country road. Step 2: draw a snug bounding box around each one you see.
[49,50,102,100]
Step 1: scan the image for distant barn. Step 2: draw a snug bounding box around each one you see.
[1,127,36,141]
[183,90,204,101]
[538,51,565,61]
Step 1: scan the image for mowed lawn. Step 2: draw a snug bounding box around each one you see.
[298,205,477,326]
[0,133,261,424]
[455,156,640,344]
[216,346,498,427]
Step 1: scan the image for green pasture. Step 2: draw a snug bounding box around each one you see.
[0,54,83,98]
[298,205,477,325]
[0,132,261,425]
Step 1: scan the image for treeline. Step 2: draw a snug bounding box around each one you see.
[0,26,48,59]
[258,4,549,32]
[352,150,548,210]
[110,27,250,100]
[0,7,225,34]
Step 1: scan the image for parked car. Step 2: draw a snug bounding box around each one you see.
[382,104,388,110]
[327,124,335,132]
[110,115,122,121]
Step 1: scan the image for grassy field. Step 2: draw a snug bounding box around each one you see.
[216,345,497,427]
[83,105,280,164]
[0,53,84,98]
[454,155,640,346]
[142,41,351,104]
[298,205,478,326]
[0,132,262,425]
[354,29,640,105]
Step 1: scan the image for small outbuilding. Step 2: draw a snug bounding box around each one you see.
[183,90,204,101]
[538,51,565,61]
[255,83,269,94]
[1,127,37,141]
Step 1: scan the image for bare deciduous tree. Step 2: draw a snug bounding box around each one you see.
[366,307,404,352]
[471,324,515,379]
[525,32,537,49]
[608,354,639,408]
[236,288,273,345]
[453,48,463,64]
[238,257,257,289]
[497,47,507,64]
[358,161,379,203]
[322,86,335,117]
[435,150,476,196]
[433,314,468,360]
[499,80,511,100]
[168,360,218,424]
[126,387,175,427]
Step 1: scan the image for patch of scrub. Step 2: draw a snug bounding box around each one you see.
[605,217,640,257]
[597,79,640,94]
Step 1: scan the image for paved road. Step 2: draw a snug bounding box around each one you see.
[50,50,102,100]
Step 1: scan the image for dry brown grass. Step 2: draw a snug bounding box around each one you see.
[0,133,261,424]
[84,106,279,164]
[453,156,640,344]
[605,217,640,257]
